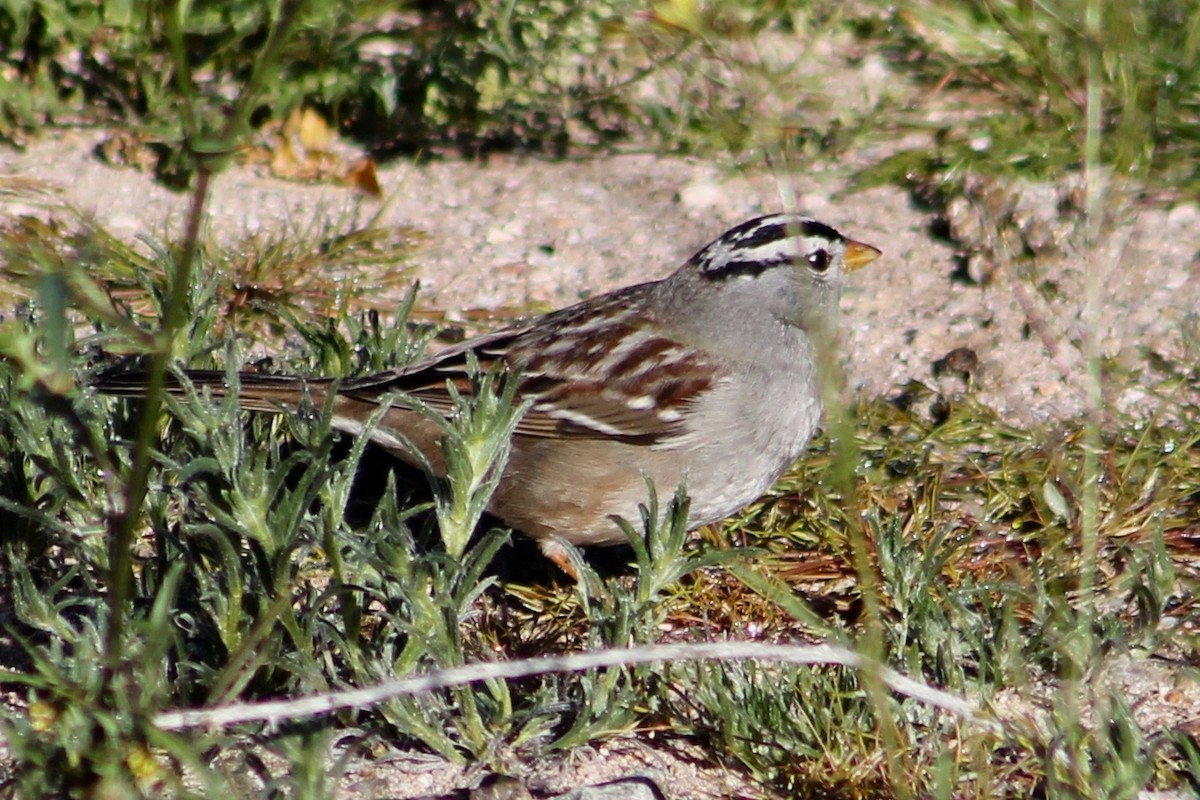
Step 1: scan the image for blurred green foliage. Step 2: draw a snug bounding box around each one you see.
[864,0,1200,194]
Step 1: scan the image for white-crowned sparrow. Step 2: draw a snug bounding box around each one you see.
[99,214,880,572]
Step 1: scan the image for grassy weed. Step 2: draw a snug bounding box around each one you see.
[0,0,648,161]
[1,1,1199,798]
[859,0,1200,197]
[0,214,1197,795]
[0,1,880,169]
[7,1,1194,193]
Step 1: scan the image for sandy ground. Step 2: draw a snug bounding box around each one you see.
[2,132,1199,797]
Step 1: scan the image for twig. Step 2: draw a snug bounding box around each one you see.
[153,641,996,732]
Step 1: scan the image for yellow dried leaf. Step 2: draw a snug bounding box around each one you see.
[298,107,335,151]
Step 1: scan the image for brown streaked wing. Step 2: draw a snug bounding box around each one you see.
[510,333,716,442]
[335,283,712,442]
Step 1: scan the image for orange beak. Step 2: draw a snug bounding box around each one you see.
[844,240,882,272]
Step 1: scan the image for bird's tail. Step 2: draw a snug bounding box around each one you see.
[94,369,335,415]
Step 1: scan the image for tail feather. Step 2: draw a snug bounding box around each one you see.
[94,369,335,415]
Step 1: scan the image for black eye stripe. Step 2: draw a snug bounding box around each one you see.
[702,256,792,277]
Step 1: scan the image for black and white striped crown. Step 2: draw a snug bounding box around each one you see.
[692,214,844,278]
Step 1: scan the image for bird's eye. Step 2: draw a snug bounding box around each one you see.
[807,249,830,272]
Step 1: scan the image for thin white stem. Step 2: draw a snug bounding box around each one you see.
[151,641,993,733]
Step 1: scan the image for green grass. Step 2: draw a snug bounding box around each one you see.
[855,0,1200,199]
[0,0,655,168]
[0,211,1197,797]
[1,0,1199,797]
[5,1,1197,190]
